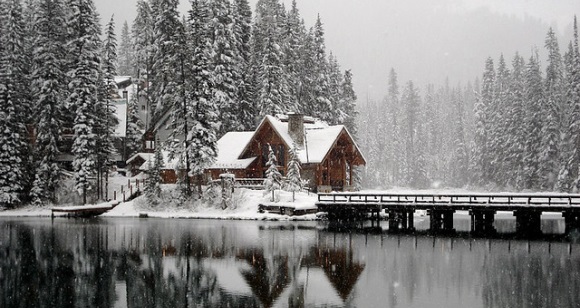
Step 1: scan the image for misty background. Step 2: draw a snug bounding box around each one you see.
[95,0,580,102]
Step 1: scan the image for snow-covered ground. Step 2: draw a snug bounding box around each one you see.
[0,185,320,220]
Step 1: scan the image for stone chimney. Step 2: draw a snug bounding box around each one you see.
[288,113,304,147]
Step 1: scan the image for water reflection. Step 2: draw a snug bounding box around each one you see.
[1,218,579,308]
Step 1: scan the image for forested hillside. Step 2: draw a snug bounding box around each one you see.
[0,0,356,207]
[359,17,580,192]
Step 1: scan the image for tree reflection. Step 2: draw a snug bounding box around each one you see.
[482,244,580,308]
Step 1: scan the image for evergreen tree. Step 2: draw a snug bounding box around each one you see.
[451,89,468,187]
[488,54,510,185]
[506,53,527,190]
[209,0,238,136]
[557,42,577,192]
[285,142,301,202]
[540,28,563,190]
[30,0,68,205]
[401,81,420,186]
[477,57,495,184]
[232,0,254,130]
[67,0,102,204]
[126,87,144,159]
[523,52,544,190]
[150,0,181,118]
[97,15,119,200]
[264,144,282,201]
[132,0,154,129]
[186,0,219,196]
[340,69,358,135]
[309,15,332,123]
[569,17,580,190]
[282,0,303,111]
[0,0,29,207]
[254,0,290,118]
[117,21,133,76]
[386,68,402,184]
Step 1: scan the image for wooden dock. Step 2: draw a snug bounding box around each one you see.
[316,192,580,235]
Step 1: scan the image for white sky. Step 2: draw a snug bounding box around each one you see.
[95,0,580,102]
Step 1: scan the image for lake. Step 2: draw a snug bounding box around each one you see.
[1,216,579,307]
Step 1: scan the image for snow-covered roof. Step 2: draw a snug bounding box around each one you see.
[260,115,354,164]
[139,150,182,171]
[126,152,155,165]
[210,114,365,170]
[208,131,256,169]
[114,76,132,87]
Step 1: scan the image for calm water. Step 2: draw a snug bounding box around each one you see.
[1,216,579,308]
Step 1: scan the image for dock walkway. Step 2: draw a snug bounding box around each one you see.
[316,192,580,234]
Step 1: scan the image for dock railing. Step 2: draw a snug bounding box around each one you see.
[317,192,580,210]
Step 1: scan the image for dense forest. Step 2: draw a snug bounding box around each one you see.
[359,17,580,192]
[0,0,357,208]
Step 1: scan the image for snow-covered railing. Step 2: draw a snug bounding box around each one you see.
[316,192,580,211]
[112,178,143,202]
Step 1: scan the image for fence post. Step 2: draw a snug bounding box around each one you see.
[123,192,126,202]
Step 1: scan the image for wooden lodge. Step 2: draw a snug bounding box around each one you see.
[134,113,366,192]
[206,114,366,192]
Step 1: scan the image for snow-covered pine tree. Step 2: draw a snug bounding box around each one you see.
[97,15,120,200]
[477,57,495,184]
[30,0,68,205]
[523,52,544,190]
[67,0,102,204]
[557,17,580,192]
[450,88,469,187]
[507,53,527,190]
[150,0,181,121]
[126,87,144,160]
[209,0,238,136]
[232,0,255,130]
[132,0,154,129]
[166,15,194,196]
[264,144,282,201]
[282,0,303,112]
[0,0,30,208]
[401,81,420,186]
[286,142,301,202]
[540,28,564,190]
[255,0,290,118]
[340,69,358,136]
[186,0,219,196]
[117,21,134,76]
[488,54,510,186]
[327,52,346,125]
[309,15,333,123]
[386,68,402,185]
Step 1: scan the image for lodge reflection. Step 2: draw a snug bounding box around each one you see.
[1,219,580,308]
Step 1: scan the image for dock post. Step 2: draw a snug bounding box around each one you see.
[514,210,542,236]
[388,210,399,231]
[470,210,496,235]
[401,211,408,229]
[563,211,580,234]
[443,210,455,231]
[407,210,415,230]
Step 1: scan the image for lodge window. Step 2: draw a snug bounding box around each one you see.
[145,140,155,150]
